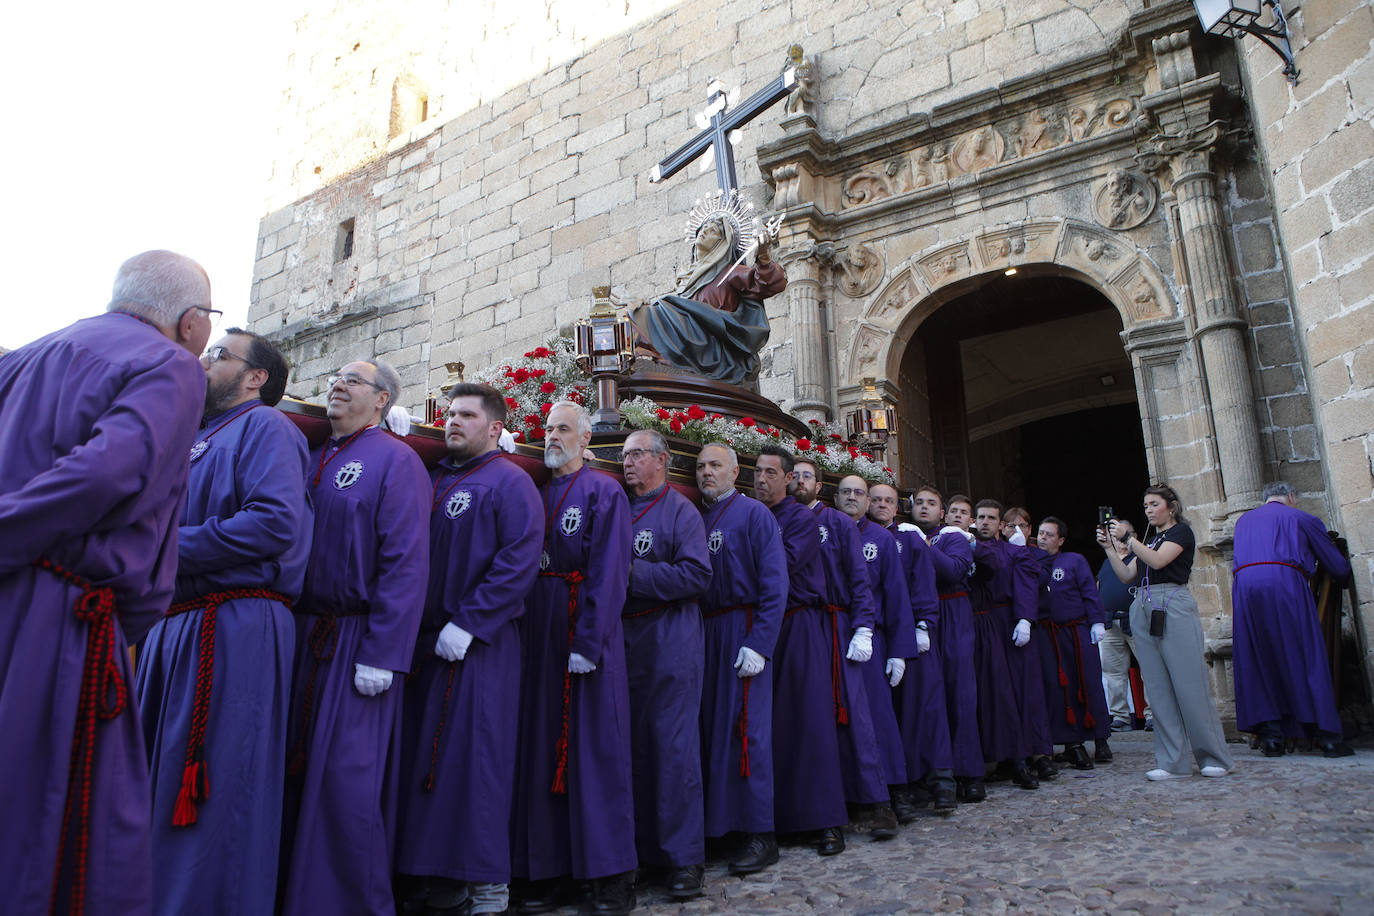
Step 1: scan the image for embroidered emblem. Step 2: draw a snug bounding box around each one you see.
[560,506,582,536]
[818,524,830,544]
[708,530,723,554]
[445,489,472,519]
[895,541,904,554]
[1052,566,1066,581]
[334,460,364,490]
[189,440,209,462]
[540,550,550,570]
[862,541,878,562]
[633,529,654,557]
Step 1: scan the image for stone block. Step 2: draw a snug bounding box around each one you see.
[1254,325,1300,366]
[1257,364,1298,397]
[1300,120,1373,194]
[254,249,287,281]
[1279,195,1333,250]
[1326,435,1373,500]
[1298,3,1374,91]
[1320,214,1374,271]
[551,214,609,256]
[1268,393,1311,428]
[1235,223,1279,273]
[1352,341,1374,387]
[1321,389,1374,441]
[1331,159,1374,223]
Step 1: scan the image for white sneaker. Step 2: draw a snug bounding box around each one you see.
[1146,768,1190,780]
[1200,765,1231,777]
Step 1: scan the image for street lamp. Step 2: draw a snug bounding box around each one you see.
[574,286,632,431]
[1194,0,1298,84]
[846,377,896,463]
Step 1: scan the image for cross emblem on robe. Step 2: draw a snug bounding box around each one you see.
[649,67,796,193]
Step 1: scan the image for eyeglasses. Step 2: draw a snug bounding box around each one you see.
[620,448,661,462]
[837,487,867,496]
[181,305,224,324]
[328,374,384,391]
[202,346,256,367]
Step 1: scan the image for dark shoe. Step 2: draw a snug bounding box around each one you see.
[908,780,932,809]
[891,787,919,825]
[665,865,703,900]
[817,826,845,856]
[1110,717,1131,732]
[1259,736,1285,757]
[868,804,899,840]
[1318,739,1355,758]
[1066,743,1094,770]
[1094,740,1113,764]
[587,872,635,916]
[1012,759,1040,789]
[959,777,986,803]
[728,832,779,876]
[1031,756,1059,781]
[932,779,958,815]
[1144,718,1154,731]
[514,878,569,915]
[986,760,1013,783]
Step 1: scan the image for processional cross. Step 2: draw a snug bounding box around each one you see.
[649,66,797,192]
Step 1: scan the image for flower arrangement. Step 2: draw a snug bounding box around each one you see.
[471,337,597,443]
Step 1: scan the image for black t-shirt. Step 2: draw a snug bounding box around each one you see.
[1137,522,1194,586]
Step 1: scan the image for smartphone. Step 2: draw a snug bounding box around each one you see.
[1150,607,1166,637]
[1098,505,1114,532]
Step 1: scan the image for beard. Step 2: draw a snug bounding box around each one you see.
[544,440,573,469]
[204,371,247,416]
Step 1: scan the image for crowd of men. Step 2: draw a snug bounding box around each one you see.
[0,250,1356,916]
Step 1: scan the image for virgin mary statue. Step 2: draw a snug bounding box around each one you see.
[629,195,787,386]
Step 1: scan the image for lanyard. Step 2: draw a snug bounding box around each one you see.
[431,451,503,512]
[190,402,262,461]
[312,426,369,488]
[631,484,671,526]
[542,466,585,548]
[704,490,742,530]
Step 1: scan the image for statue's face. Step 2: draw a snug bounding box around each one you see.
[695,220,725,259]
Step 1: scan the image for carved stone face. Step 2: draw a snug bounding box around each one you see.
[1107,169,1130,202]
[695,219,725,260]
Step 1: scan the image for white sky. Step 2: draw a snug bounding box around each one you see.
[1,2,301,351]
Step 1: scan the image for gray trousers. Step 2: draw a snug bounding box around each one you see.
[1097,623,1142,722]
[1129,583,1233,774]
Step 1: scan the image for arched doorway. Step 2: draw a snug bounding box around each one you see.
[897,270,1150,555]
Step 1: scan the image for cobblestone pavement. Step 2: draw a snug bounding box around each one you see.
[609,731,1373,915]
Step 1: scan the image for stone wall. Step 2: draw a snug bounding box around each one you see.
[1233,0,1374,691]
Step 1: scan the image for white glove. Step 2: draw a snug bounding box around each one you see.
[734,646,766,678]
[435,622,474,661]
[847,626,874,662]
[1091,622,1106,645]
[385,405,412,437]
[897,522,927,543]
[1012,619,1031,647]
[916,627,931,655]
[354,663,394,696]
[939,525,975,544]
[885,657,906,686]
[498,428,518,453]
[1008,527,1027,546]
[568,652,596,674]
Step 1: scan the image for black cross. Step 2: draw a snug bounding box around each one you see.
[650,68,796,193]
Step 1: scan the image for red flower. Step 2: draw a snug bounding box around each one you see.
[740,417,756,427]
[540,381,557,394]
[669,419,683,432]
[528,427,545,441]
[531,368,547,378]
[513,431,525,442]
[656,408,671,420]
[504,397,518,410]
[883,466,893,473]
[512,368,531,384]
[849,447,860,458]
[524,414,542,427]
[566,389,582,404]
[686,404,706,421]
[830,433,844,442]
[861,452,873,460]
[808,418,821,427]
[534,346,552,358]
[540,402,553,415]
[769,429,780,438]
[711,413,724,422]
[816,443,827,454]
[796,438,812,451]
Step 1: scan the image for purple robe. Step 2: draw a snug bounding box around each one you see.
[280,426,431,916]
[1036,551,1110,743]
[969,537,1028,762]
[622,484,712,866]
[925,528,983,777]
[1232,501,1351,737]
[854,519,917,787]
[136,401,311,916]
[887,524,953,781]
[1009,544,1053,756]
[0,313,204,916]
[698,490,787,837]
[396,449,542,884]
[770,496,855,832]
[512,467,636,881]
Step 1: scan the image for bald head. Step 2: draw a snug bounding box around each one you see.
[696,443,739,500]
[835,474,869,520]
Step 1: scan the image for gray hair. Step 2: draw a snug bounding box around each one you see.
[1262,481,1296,501]
[371,360,402,410]
[550,401,592,436]
[626,428,669,454]
[107,250,211,328]
[699,442,738,469]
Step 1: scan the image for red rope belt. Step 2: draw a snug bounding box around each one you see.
[33,558,126,916]
[163,588,291,826]
[621,601,672,619]
[1043,617,1095,730]
[1234,560,1309,579]
[972,600,1009,617]
[539,568,586,795]
[938,591,969,600]
[286,608,366,777]
[422,653,458,794]
[704,603,756,776]
[785,603,850,726]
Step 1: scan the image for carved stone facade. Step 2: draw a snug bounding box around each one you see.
[249,0,1368,713]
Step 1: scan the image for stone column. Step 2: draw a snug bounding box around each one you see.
[783,244,831,423]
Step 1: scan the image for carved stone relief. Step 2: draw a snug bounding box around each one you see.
[865,269,923,325]
[1092,168,1158,230]
[950,125,1004,175]
[974,221,1061,268]
[914,243,972,288]
[835,242,886,298]
[1109,259,1172,322]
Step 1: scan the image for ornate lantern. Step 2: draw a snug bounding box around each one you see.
[846,377,896,462]
[574,287,632,431]
[1193,0,1297,83]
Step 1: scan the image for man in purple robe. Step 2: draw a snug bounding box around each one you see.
[695,444,788,877]
[617,430,712,898]
[279,359,431,916]
[136,328,309,916]
[395,383,542,916]
[911,486,985,802]
[0,250,211,916]
[1035,517,1111,770]
[511,402,636,916]
[789,460,896,840]
[1232,481,1354,757]
[835,476,920,820]
[969,499,1038,790]
[869,484,956,816]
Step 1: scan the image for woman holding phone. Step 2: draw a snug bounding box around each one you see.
[1098,484,1233,780]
